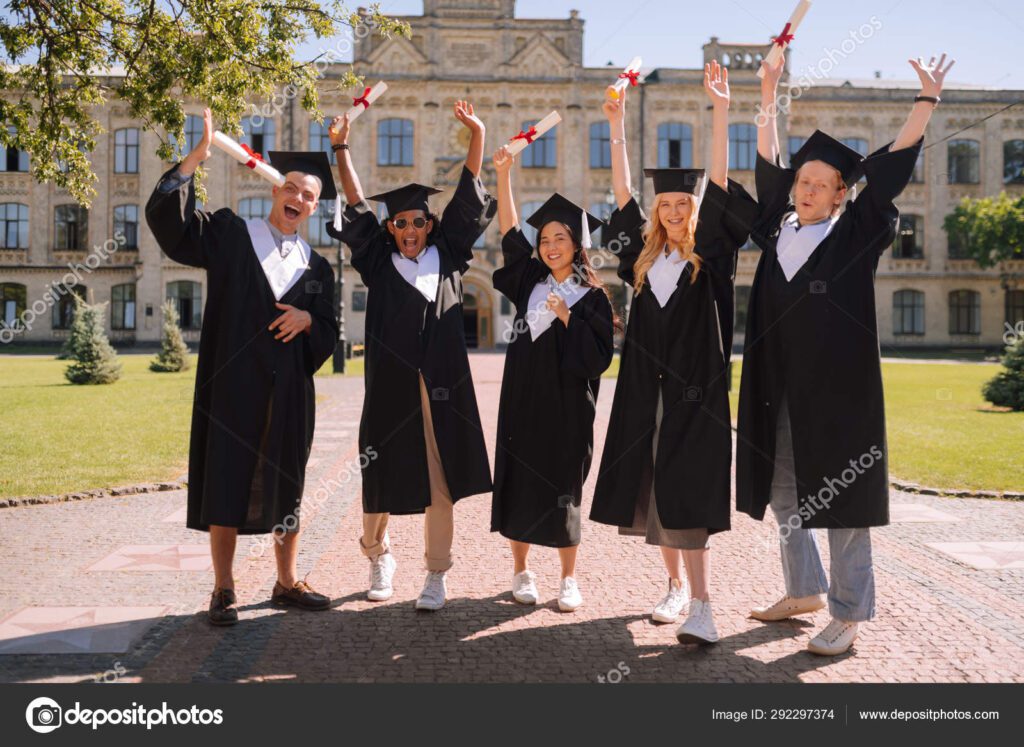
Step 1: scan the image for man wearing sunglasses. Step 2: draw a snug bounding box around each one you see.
[327,100,496,611]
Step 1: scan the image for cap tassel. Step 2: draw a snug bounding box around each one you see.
[333,194,343,232]
[580,211,591,249]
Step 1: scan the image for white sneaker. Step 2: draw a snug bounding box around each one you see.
[750,594,826,622]
[557,577,583,612]
[652,580,690,623]
[676,599,719,644]
[415,570,447,611]
[807,618,859,656]
[367,552,396,601]
[511,570,539,605]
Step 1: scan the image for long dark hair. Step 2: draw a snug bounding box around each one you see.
[536,222,623,332]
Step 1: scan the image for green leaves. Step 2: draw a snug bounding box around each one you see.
[1,1,409,206]
[943,192,1024,267]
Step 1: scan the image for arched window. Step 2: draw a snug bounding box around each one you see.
[52,285,87,330]
[590,121,611,169]
[377,118,414,166]
[0,203,29,249]
[1004,140,1024,184]
[657,123,693,169]
[167,280,202,330]
[111,283,136,330]
[728,123,757,171]
[893,289,925,335]
[238,198,273,221]
[948,289,980,335]
[892,214,923,259]
[54,205,88,250]
[240,117,275,156]
[948,139,980,184]
[521,120,557,169]
[114,128,140,173]
[1,282,27,329]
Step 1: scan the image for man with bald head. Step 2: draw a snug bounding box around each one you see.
[146,108,340,625]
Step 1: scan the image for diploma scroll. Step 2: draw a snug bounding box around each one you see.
[607,57,642,100]
[757,0,813,78]
[212,131,285,187]
[345,81,389,123]
[506,111,561,157]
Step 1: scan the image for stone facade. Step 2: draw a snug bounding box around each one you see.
[2,0,1022,350]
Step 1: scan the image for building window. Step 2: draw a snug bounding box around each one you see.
[111,283,136,330]
[657,122,693,169]
[1,126,29,172]
[589,202,613,247]
[728,123,757,171]
[735,285,751,332]
[309,120,337,165]
[377,118,414,167]
[787,136,807,163]
[1006,289,1024,328]
[892,214,923,259]
[52,285,87,330]
[167,280,202,330]
[948,289,980,335]
[893,289,925,335]
[308,201,336,247]
[351,287,367,312]
[240,117,275,156]
[590,121,611,169]
[54,205,88,250]
[840,137,869,157]
[948,139,980,184]
[238,198,273,221]
[521,120,557,169]
[1004,140,1024,185]
[947,231,969,260]
[1,282,27,329]
[911,149,925,183]
[113,204,139,251]
[114,128,140,174]
[520,200,546,244]
[0,203,29,249]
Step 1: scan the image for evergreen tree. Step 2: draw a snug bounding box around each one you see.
[983,336,1024,411]
[151,300,191,372]
[64,297,122,385]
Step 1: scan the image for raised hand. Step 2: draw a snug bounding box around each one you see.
[909,54,955,97]
[704,60,730,107]
[328,113,350,145]
[179,107,213,177]
[759,56,785,93]
[493,145,514,175]
[603,85,626,125]
[454,100,485,134]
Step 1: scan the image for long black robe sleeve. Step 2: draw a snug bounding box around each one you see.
[145,165,235,270]
[302,258,340,377]
[847,137,924,262]
[606,197,647,286]
[327,200,390,286]
[750,153,796,251]
[562,291,615,380]
[493,227,546,308]
[439,165,497,270]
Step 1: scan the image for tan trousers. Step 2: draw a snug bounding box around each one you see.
[359,374,454,572]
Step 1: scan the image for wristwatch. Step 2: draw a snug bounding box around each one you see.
[331,143,350,151]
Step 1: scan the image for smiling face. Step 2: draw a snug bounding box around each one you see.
[656,192,695,245]
[386,209,434,259]
[269,172,321,234]
[793,160,847,224]
[537,221,577,278]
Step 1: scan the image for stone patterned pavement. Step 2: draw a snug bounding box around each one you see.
[1,353,1023,683]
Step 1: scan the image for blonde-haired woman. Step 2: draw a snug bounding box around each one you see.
[590,62,756,644]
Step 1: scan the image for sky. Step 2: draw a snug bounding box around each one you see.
[297,0,1024,90]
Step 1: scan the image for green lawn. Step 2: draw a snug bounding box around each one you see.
[1,354,1019,498]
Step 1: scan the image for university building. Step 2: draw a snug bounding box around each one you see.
[2,0,1023,351]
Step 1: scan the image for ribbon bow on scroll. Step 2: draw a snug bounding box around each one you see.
[618,70,640,87]
[239,143,263,169]
[353,87,373,110]
[513,126,538,145]
[772,22,795,47]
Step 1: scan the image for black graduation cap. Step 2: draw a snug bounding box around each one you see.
[643,168,707,196]
[267,151,338,200]
[525,193,605,249]
[367,183,444,217]
[789,130,864,187]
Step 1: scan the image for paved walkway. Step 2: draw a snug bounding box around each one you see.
[1,353,1023,683]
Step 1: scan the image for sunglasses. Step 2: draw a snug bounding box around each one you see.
[392,217,428,230]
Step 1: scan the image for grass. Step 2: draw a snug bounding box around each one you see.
[1,354,1019,497]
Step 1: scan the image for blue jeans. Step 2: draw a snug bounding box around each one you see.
[768,398,875,623]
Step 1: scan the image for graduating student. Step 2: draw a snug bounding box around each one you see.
[326,101,496,611]
[489,145,615,612]
[738,54,952,655]
[145,108,339,626]
[590,64,756,644]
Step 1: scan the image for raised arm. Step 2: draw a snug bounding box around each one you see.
[328,113,364,205]
[603,84,632,209]
[757,57,784,164]
[493,145,518,236]
[892,53,954,151]
[704,60,730,189]
[454,100,486,177]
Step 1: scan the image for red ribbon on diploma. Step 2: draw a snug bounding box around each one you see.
[240,143,263,169]
[353,87,372,109]
[513,126,538,145]
[618,70,640,87]
[772,22,795,48]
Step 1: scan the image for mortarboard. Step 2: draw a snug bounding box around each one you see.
[525,193,605,250]
[643,168,707,198]
[367,183,444,217]
[789,130,864,187]
[267,151,338,200]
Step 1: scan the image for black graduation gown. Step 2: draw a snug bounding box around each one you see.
[326,166,496,514]
[490,228,615,547]
[590,179,756,532]
[145,166,339,535]
[735,138,923,529]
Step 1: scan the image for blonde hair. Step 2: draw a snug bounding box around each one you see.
[634,193,701,292]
